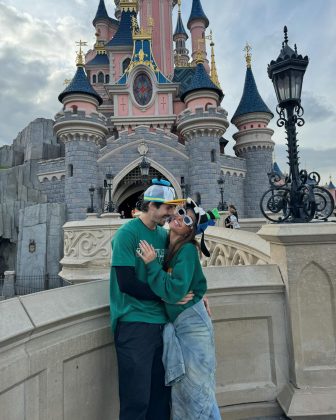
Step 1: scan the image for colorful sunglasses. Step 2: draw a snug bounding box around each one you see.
[176,207,194,227]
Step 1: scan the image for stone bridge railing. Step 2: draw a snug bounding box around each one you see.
[201,226,271,267]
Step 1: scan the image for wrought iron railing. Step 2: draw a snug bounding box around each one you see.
[14,274,72,296]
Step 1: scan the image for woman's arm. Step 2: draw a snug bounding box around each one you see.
[137,241,195,304]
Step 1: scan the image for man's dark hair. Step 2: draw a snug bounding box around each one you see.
[139,200,163,212]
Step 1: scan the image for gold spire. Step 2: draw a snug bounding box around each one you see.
[178,0,181,13]
[120,0,138,13]
[131,15,154,39]
[75,40,87,67]
[208,30,221,89]
[244,42,252,68]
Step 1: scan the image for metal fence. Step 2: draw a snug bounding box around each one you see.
[0,274,4,296]
[14,274,72,296]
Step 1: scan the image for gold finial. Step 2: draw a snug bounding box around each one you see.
[75,40,87,67]
[208,30,221,89]
[64,79,71,86]
[178,0,181,13]
[244,42,252,68]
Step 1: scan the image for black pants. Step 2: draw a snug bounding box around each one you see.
[114,321,171,420]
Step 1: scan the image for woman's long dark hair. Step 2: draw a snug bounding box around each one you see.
[163,220,199,272]
[229,204,238,221]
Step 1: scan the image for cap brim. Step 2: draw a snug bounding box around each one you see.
[164,199,187,205]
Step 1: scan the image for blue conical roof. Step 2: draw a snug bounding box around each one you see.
[180,62,223,101]
[328,180,335,189]
[232,67,273,121]
[93,0,109,26]
[174,11,188,38]
[58,66,103,105]
[106,10,136,47]
[273,162,283,177]
[187,0,209,29]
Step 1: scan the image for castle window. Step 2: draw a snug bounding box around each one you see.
[122,58,131,73]
[250,125,254,128]
[105,74,110,84]
[71,105,78,114]
[211,149,216,163]
[258,124,261,127]
[205,103,212,110]
[98,72,104,83]
[68,164,73,177]
[92,74,97,84]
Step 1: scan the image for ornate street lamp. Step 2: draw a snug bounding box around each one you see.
[104,173,115,213]
[217,175,228,211]
[87,185,95,213]
[260,26,334,222]
[138,155,151,178]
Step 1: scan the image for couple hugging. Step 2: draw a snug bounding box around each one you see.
[110,178,221,420]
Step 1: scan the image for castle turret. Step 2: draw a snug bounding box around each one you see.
[231,44,274,218]
[106,1,137,83]
[173,0,190,68]
[93,0,119,44]
[177,55,229,209]
[138,0,176,77]
[54,44,108,220]
[187,0,210,72]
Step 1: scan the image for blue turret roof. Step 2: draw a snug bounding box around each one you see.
[187,0,209,29]
[93,0,109,25]
[273,162,283,178]
[180,62,223,101]
[232,67,273,121]
[174,11,188,38]
[106,10,135,47]
[328,180,335,189]
[58,66,103,105]
[86,53,110,66]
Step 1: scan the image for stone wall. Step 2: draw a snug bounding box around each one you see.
[0,265,288,419]
[16,203,66,277]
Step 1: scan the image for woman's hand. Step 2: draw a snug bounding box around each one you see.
[137,240,157,264]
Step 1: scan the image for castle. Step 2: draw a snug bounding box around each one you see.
[0,0,276,277]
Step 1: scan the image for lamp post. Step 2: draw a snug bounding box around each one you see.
[87,185,95,213]
[260,26,334,222]
[217,175,227,211]
[138,155,151,183]
[104,173,115,213]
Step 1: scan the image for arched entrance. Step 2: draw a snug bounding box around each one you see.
[115,166,163,218]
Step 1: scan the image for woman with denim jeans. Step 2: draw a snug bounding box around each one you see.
[138,199,222,420]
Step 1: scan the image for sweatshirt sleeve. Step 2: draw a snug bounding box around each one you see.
[146,244,196,304]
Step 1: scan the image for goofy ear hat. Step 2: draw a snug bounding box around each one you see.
[186,197,220,257]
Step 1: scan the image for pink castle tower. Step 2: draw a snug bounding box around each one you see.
[138,0,177,78]
[187,0,210,72]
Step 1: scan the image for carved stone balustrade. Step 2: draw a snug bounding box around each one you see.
[59,213,124,283]
[201,226,271,267]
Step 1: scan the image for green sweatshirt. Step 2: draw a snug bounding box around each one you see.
[146,242,207,322]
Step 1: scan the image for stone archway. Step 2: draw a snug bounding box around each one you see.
[114,166,163,218]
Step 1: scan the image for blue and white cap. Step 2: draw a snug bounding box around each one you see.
[143,178,185,205]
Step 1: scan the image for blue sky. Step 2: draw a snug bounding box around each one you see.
[0,0,335,183]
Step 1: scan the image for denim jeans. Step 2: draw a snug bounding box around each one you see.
[162,300,221,419]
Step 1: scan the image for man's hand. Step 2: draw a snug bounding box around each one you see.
[203,295,211,317]
[176,291,194,305]
[137,240,156,264]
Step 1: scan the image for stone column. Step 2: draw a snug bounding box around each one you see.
[3,271,15,298]
[258,222,336,419]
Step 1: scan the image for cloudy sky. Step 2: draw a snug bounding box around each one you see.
[0,0,335,183]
